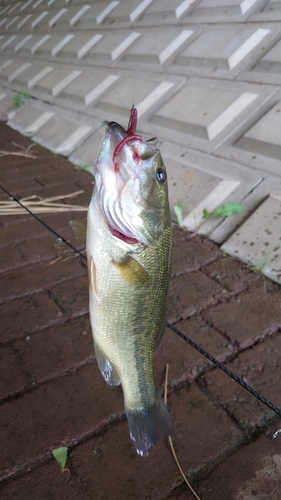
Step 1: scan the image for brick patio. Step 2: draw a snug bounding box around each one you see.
[1,122,281,500]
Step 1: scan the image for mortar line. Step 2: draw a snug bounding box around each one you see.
[0,356,95,406]
[0,412,126,485]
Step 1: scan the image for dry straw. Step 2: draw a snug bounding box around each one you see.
[164,363,201,500]
[0,191,88,216]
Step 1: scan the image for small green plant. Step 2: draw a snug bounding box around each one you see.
[173,202,193,227]
[174,201,243,227]
[247,249,273,293]
[202,208,209,219]
[249,249,273,274]
[52,446,68,473]
[76,163,91,171]
[202,202,244,219]
[80,164,91,171]
[13,91,31,108]
[93,447,102,457]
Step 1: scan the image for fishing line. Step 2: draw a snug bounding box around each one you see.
[0,185,86,259]
[167,322,281,418]
[1,183,281,422]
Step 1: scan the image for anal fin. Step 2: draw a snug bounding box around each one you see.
[94,341,120,386]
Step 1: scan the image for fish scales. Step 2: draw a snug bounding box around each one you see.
[85,107,173,456]
[90,225,171,407]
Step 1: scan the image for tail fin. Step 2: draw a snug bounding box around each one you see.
[125,392,173,457]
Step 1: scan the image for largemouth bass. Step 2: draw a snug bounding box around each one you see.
[76,108,173,456]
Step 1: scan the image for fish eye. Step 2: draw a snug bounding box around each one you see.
[156,168,167,183]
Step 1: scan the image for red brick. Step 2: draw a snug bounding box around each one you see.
[0,245,24,273]
[16,230,83,265]
[0,461,86,500]
[1,258,86,300]
[0,156,38,170]
[3,119,281,500]
[0,164,22,183]
[202,286,281,346]
[40,212,87,234]
[50,275,88,317]
[205,256,261,294]
[0,346,26,400]
[0,131,31,151]
[11,317,94,385]
[48,160,81,173]
[55,223,86,248]
[0,212,30,227]
[72,423,175,500]
[171,228,221,276]
[0,162,22,175]
[0,291,63,342]
[17,160,63,179]
[203,334,281,427]
[8,182,87,202]
[1,229,82,265]
[189,434,281,500]
[69,177,95,194]
[0,364,124,477]
[169,385,241,472]
[0,209,86,242]
[34,172,76,187]
[70,385,241,500]
[63,188,91,207]
[2,177,42,194]
[35,169,93,188]
[169,492,196,500]
[154,318,234,388]
[168,271,226,322]
[0,219,48,246]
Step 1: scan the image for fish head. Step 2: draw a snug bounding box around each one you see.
[94,121,170,247]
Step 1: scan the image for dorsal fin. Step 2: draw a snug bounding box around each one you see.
[69,219,87,242]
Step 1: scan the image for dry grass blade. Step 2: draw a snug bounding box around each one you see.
[46,256,63,266]
[47,248,86,266]
[0,191,88,215]
[164,364,201,500]
[12,141,36,153]
[1,142,37,159]
[0,150,37,159]
[19,191,85,203]
[0,208,87,214]
[11,141,26,150]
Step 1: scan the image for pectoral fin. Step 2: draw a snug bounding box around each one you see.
[69,219,87,242]
[113,255,149,286]
[94,341,120,386]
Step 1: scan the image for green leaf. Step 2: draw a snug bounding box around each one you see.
[52,446,68,473]
[202,208,209,219]
[173,202,193,227]
[76,163,92,172]
[174,204,183,227]
[212,202,243,218]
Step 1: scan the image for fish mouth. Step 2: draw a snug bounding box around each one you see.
[108,224,140,245]
[95,120,158,247]
[108,123,142,244]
